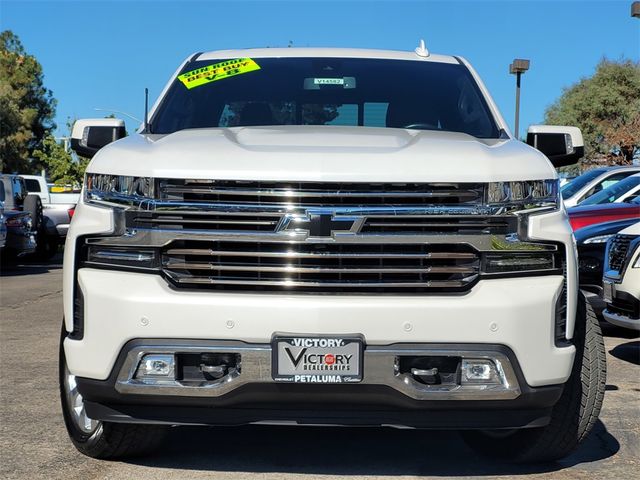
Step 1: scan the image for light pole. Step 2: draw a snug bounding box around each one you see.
[632,1,640,17]
[55,136,70,152]
[509,58,530,140]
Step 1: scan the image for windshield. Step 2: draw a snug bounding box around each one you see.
[581,175,640,205]
[561,169,606,199]
[151,57,500,138]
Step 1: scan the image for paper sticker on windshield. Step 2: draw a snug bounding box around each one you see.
[178,58,260,89]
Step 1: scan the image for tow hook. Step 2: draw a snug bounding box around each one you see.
[411,367,439,385]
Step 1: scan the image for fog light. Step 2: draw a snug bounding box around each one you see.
[136,354,175,379]
[461,359,502,385]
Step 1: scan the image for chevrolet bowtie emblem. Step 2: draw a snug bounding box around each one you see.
[278,210,364,238]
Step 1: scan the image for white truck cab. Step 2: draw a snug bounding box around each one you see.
[61,46,605,462]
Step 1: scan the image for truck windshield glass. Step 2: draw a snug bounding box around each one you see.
[151,57,500,138]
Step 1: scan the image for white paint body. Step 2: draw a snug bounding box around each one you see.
[64,47,578,390]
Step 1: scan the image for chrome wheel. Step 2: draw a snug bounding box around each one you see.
[63,363,99,434]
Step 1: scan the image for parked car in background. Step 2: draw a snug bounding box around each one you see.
[568,198,640,231]
[0,202,7,250]
[602,222,640,330]
[575,218,640,316]
[22,175,81,205]
[561,166,640,208]
[1,210,37,257]
[21,174,78,256]
[0,174,42,258]
[579,173,640,206]
[0,188,36,257]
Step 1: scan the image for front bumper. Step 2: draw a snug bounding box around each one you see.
[76,339,563,430]
[603,309,640,331]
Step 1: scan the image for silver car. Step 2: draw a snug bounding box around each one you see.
[561,166,640,207]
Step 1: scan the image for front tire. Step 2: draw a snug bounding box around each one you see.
[461,292,606,463]
[59,326,166,458]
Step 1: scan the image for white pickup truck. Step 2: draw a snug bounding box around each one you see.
[21,174,78,257]
[61,45,605,462]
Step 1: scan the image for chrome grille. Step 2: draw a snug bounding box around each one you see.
[127,211,281,232]
[162,241,480,293]
[608,234,633,272]
[158,179,484,206]
[361,216,515,234]
[125,180,503,235]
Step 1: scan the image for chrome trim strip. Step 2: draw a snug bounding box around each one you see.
[162,262,478,275]
[86,230,557,251]
[163,272,479,288]
[146,218,279,226]
[164,248,478,259]
[140,202,497,216]
[115,342,521,401]
[160,186,481,199]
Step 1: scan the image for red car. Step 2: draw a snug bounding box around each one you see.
[568,200,640,231]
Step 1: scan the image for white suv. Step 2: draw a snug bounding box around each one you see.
[61,46,605,462]
[603,222,640,330]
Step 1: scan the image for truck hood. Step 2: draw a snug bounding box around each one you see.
[89,126,556,182]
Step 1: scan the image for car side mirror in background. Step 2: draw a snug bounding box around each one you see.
[70,118,126,159]
[526,125,584,168]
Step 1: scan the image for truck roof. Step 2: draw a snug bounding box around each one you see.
[196,47,460,65]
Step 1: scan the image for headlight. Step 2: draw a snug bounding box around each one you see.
[483,252,558,273]
[583,234,615,244]
[486,179,559,213]
[85,173,154,205]
[82,243,160,271]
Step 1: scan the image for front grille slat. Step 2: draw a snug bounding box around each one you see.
[161,186,480,199]
[166,273,478,289]
[164,262,477,275]
[148,218,278,227]
[164,248,477,260]
[157,181,486,209]
[159,180,484,207]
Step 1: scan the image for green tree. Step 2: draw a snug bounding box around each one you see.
[33,135,88,185]
[544,59,640,167]
[0,30,56,173]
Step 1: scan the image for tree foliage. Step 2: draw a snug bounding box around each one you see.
[545,59,640,167]
[33,135,88,185]
[0,30,57,173]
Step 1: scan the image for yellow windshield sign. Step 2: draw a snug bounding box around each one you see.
[178,58,261,89]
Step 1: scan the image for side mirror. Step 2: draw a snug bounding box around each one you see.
[70,118,126,159]
[526,125,584,168]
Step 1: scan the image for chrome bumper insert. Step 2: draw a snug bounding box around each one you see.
[115,342,521,401]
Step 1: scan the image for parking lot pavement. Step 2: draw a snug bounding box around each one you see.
[1,256,639,480]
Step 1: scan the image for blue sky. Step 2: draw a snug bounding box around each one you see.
[2,0,639,137]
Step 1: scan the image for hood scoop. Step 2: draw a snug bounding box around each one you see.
[230,126,415,150]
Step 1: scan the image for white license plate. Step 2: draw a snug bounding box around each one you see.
[272,335,363,383]
[603,280,615,303]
